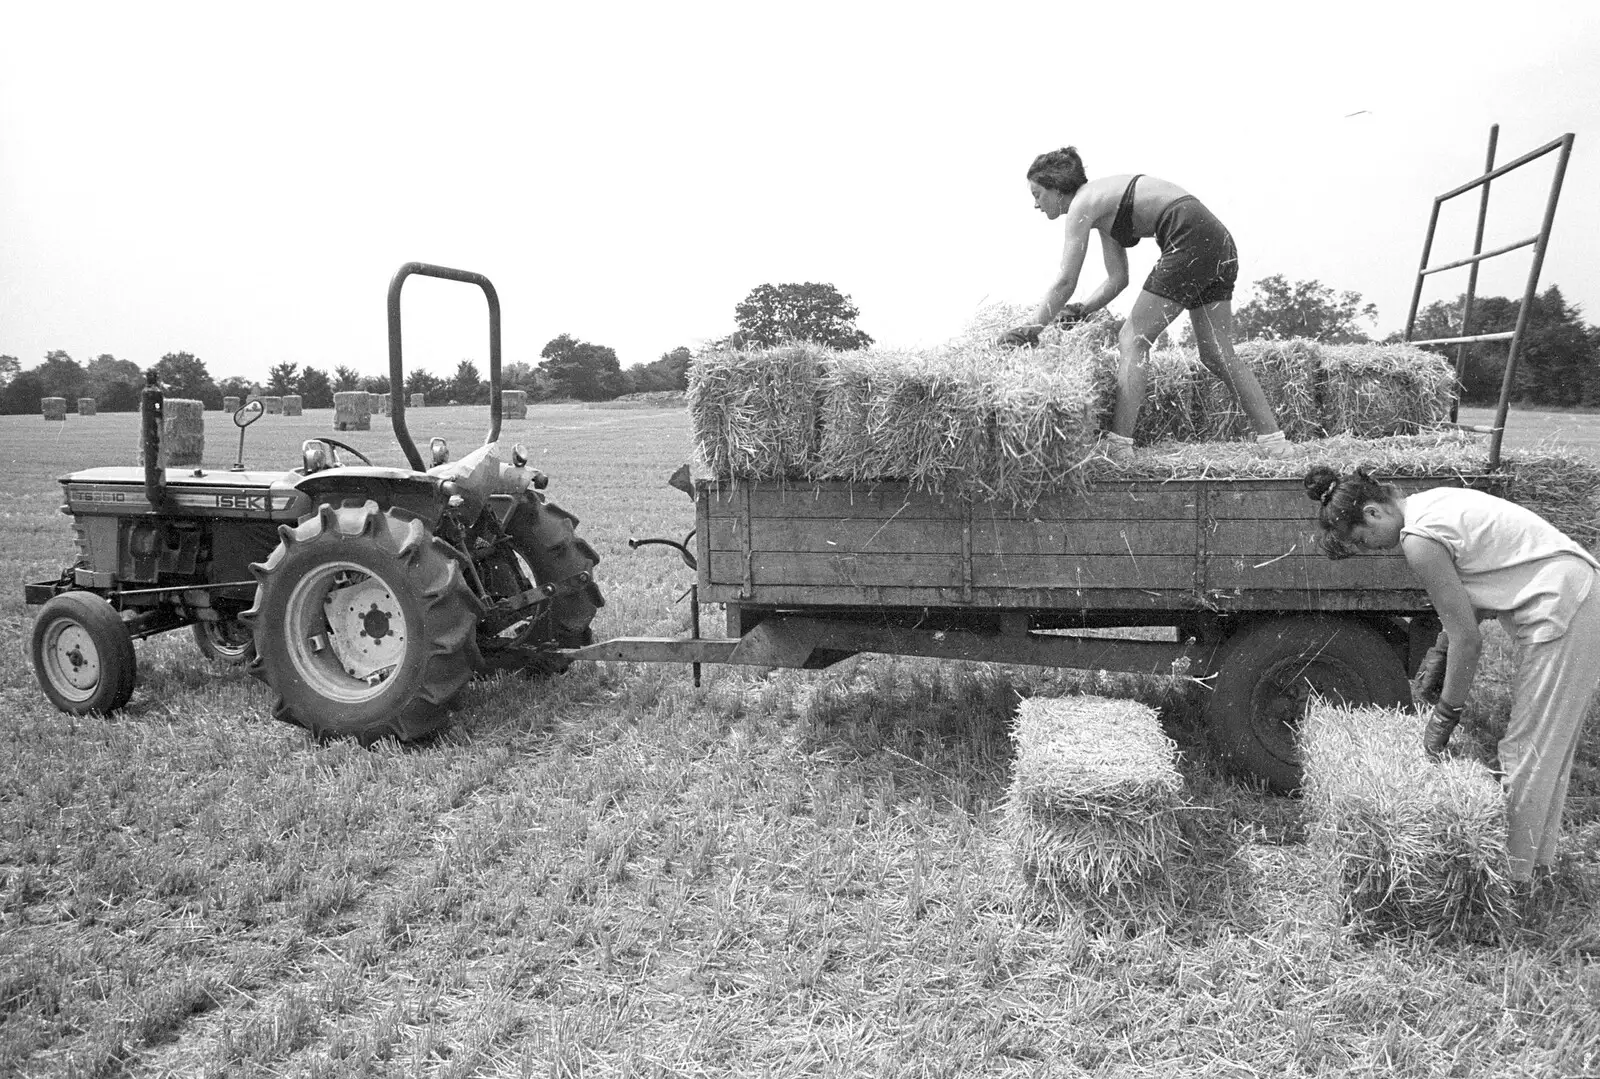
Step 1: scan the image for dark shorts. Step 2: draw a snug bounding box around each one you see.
[1143,196,1238,309]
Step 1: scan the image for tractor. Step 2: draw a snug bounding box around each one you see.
[24,263,604,743]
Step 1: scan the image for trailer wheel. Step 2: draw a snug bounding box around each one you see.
[191,616,255,666]
[243,500,484,744]
[503,497,604,647]
[1206,615,1409,794]
[31,592,138,715]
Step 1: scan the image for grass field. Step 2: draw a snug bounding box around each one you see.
[2,403,1598,1078]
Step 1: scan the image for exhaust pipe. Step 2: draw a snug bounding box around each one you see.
[141,369,165,509]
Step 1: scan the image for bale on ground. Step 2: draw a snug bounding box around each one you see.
[688,345,828,480]
[222,395,241,414]
[41,397,66,421]
[378,392,390,415]
[410,393,424,409]
[264,396,283,415]
[159,399,205,467]
[77,398,97,417]
[282,394,302,417]
[1319,343,1455,437]
[1299,703,1513,942]
[333,391,372,432]
[502,389,528,420]
[1003,695,1183,926]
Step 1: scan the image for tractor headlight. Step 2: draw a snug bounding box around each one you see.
[430,437,449,466]
[301,440,332,474]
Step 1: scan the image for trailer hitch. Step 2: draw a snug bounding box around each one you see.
[627,531,701,685]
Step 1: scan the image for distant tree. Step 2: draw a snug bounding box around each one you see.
[0,356,20,388]
[360,374,391,394]
[83,354,144,411]
[448,359,485,405]
[403,368,443,401]
[37,350,86,403]
[217,375,261,402]
[297,366,334,409]
[725,282,873,350]
[629,346,693,392]
[1405,285,1596,406]
[0,370,47,414]
[333,365,363,392]
[154,352,222,408]
[538,334,624,400]
[267,361,300,395]
[1234,275,1378,343]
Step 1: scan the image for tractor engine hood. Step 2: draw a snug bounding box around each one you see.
[427,442,541,521]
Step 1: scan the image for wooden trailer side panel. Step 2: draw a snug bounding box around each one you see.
[696,478,1438,614]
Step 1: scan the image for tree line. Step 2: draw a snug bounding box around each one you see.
[5,277,1594,412]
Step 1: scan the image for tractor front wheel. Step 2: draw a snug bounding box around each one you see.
[244,500,484,744]
[31,592,138,715]
[192,615,255,666]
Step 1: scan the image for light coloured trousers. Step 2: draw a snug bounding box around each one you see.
[1501,564,1600,880]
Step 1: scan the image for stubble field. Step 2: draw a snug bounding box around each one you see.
[1,401,1597,1078]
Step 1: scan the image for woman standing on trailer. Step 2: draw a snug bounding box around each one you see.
[1303,465,1600,890]
[1000,147,1288,462]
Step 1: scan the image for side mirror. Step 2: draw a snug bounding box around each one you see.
[234,400,265,428]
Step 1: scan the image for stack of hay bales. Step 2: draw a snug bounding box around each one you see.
[223,395,241,413]
[502,389,528,420]
[77,398,97,417]
[1299,703,1514,942]
[282,394,303,417]
[41,397,66,421]
[333,391,372,432]
[264,396,283,415]
[1003,695,1184,927]
[160,399,205,467]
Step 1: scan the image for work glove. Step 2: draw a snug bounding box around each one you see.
[1053,302,1089,327]
[1424,700,1464,761]
[998,324,1042,348]
[1409,636,1449,711]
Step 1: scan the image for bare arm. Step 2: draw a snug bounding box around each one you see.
[1076,232,1131,314]
[1402,534,1481,707]
[1029,211,1095,325]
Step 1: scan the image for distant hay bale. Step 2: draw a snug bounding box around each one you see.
[1194,338,1324,442]
[264,396,283,415]
[1003,695,1183,927]
[1300,703,1513,942]
[282,394,302,417]
[368,392,383,414]
[161,399,205,467]
[246,394,262,407]
[222,396,241,414]
[410,393,425,409]
[77,398,97,417]
[502,389,528,419]
[1320,343,1455,437]
[377,393,391,415]
[688,344,828,479]
[333,391,372,432]
[41,397,66,421]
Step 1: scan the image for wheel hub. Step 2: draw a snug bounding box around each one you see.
[323,578,408,681]
[51,627,100,691]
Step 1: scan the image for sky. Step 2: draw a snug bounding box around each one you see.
[2,0,1598,385]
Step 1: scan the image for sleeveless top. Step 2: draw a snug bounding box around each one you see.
[1401,487,1599,643]
[1109,174,1142,248]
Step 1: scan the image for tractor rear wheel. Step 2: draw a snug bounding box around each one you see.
[244,500,484,744]
[504,497,604,647]
[1205,615,1409,794]
[192,615,254,666]
[31,592,138,715]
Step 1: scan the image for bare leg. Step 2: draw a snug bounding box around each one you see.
[1189,300,1280,437]
[1110,290,1186,438]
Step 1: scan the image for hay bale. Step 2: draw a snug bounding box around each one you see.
[41,397,66,421]
[1003,695,1183,926]
[1192,338,1324,443]
[333,390,372,432]
[77,398,97,417]
[688,345,828,480]
[378,393,390,415]
[1129,348,1205,445]
[264,396,283,415]
[160,398,205,467]
[410,393,424,409]
[282,394,302,417]
[1320,343,1455,437]
[222,395,241,413]
[1299,703,1513,942]
[502,389,528,420]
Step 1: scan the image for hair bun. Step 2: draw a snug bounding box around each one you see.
[1303,466,1340,505]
